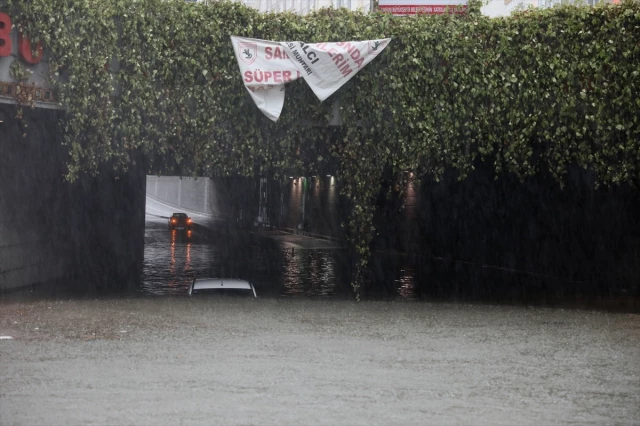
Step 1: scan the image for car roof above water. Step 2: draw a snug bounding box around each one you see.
[193,278,251,290]
[190,278,257,296]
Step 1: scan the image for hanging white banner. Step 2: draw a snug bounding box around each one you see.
[231,36,391,122]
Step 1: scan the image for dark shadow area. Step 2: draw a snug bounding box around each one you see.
[369,160,640,311]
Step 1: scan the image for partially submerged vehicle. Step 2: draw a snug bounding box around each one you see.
[188,278,257,297]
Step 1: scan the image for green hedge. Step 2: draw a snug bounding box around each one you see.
[3,0,639,296]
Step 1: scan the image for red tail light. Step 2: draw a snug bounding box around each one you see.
[171,218,176,223]
[187,218,192,223]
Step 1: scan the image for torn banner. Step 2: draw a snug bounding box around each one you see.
[231,36,391,121]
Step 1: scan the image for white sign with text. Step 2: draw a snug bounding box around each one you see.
[231,36,391,121]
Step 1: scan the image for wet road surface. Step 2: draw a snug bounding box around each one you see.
[1,299,639,425]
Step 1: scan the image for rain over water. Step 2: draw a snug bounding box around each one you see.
[141,217,352,299]
[140,175,433,301]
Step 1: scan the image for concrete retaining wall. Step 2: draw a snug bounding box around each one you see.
[0,104,146,292]
[0,105,69,290]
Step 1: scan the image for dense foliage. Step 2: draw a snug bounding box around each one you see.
[3,0,639,297]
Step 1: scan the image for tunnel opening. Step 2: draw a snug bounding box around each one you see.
[3,100,639,311]
[140,174,355,299]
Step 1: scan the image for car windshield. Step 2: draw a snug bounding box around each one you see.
[172,213,187,217]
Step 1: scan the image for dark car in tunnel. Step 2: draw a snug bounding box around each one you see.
[168,213,192,231]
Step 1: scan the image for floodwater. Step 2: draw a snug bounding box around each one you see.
[140,217,637,310]
[140,190,640,310]
[142,216,424,300]
[142,217,356,298]
[1,298,639,425]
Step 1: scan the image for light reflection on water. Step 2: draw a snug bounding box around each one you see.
[279,248,338,298]
[142,229,417,300]
[142,230,221,295]
[142,237,343,298]
[395,267,420,300]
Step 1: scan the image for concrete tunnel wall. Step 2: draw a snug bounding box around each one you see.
[146,175,258,223]
[0,106,69,290]
[0,104,146,292]
[147,175,215,216]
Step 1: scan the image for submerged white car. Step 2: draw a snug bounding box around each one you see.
[188,278,257,297]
